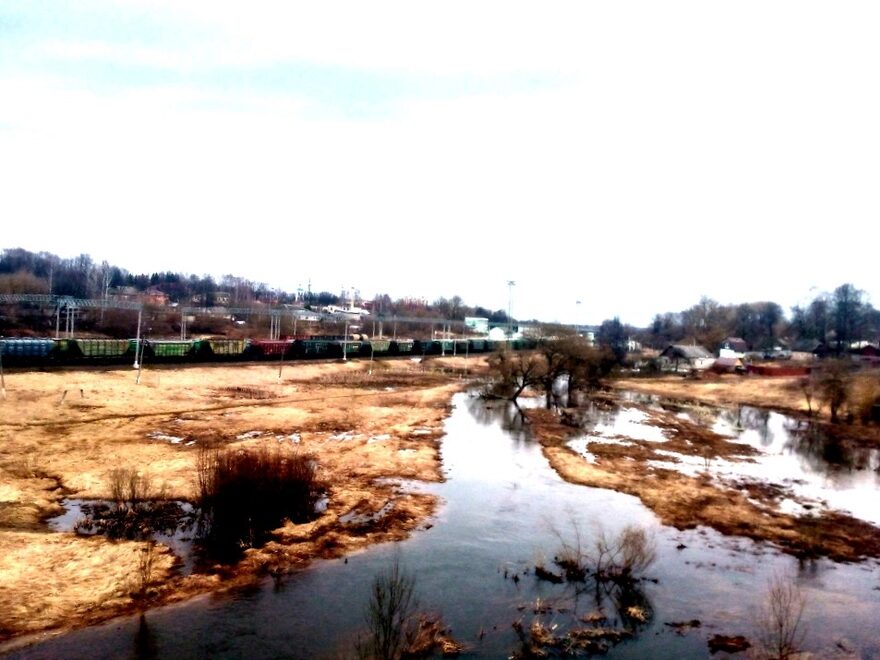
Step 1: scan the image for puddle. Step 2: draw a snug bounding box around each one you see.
[15,391,880,659]
[339,501,394,526]
[48,499,199,576]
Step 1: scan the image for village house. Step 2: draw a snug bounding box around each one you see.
[659,344,715,372]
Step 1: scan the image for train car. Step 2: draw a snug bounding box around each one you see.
[295,338,334,359]
[361,339,391,358]
[145,340,196,360]
[195,339,249,360]
[56,338,135,362]
[246,339,295,360]
[0,338,55,365]
[468,339,488,352]
[414,339,440,355]
[335,339,362,358]
[391,339,414,355]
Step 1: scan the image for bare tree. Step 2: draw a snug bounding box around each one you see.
[357,559,416,660]
[754,573,807,659]
[487,350,546,402]
[816,359,850,423]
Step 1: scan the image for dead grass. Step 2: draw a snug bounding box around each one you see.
[0,357,485,643]
[614,374,809,415]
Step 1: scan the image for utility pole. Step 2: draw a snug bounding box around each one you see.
[507,280,516,339]
[133,308,142,369]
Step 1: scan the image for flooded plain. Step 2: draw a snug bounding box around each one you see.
[7,391,880,658]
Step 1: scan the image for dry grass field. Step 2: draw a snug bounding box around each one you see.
[0,355,486,643]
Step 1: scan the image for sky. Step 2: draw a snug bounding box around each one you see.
[1,1,878,326]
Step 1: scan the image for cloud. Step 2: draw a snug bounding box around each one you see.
[2,1,879,323]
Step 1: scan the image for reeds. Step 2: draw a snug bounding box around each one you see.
[196,444,321,560]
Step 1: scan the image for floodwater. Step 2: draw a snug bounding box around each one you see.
[574,394,880,526]
[8,392,880,658]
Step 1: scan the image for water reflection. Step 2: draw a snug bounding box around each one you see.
[133,614,157,660]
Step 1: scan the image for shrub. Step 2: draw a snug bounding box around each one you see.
[197,444,321,560]
[108,468,152,511]
[754,573,807,659]
[357,559,416,660]
[848,372,880,423]
[355,559,462,659]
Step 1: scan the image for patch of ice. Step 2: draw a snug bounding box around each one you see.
[330,431,359,441]
[594,408,668,443]
[368,434,391,444]
[411,429,432,436]
[236,431,262,440]
[567,438,598,464]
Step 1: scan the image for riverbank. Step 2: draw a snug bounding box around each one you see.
[615,372,880,448]
[525,382,880,563]
[0,356,486,644]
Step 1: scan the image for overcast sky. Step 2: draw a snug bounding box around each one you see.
[1,2,878,326]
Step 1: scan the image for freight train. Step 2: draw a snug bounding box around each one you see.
[0,335,536,367]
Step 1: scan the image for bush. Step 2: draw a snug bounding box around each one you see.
[848,371,880,423]
[108,468,152,511]
[754,573,807,659]
[197,444,322,560]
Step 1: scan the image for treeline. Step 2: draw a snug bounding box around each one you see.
[0,247,511,321]
[626,284,880,354]
[0,248,288,306]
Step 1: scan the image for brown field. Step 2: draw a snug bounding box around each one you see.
[0,355,487,644]
[615,373,810,415]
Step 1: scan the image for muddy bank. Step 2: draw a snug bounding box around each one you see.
[0,358,484,643]
[525,393,880,563]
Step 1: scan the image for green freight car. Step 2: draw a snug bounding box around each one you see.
[63,338,134,360]
[391,340,414,355]
[147,340,195,359]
